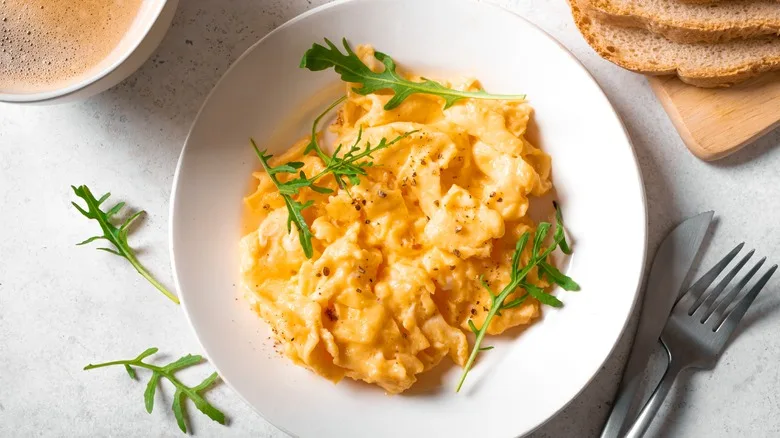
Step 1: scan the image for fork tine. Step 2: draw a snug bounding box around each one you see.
[677,242,744,314]
[694,250,754,321]
[713,265,778,334]
[706,258,765,326]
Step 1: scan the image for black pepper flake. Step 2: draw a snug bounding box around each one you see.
[325,307,338,321]
[412,171,417,177]
[471,308,477,316]
[489,192,496,198]
[291,337,295,341]
[411,179,417,186]
[483,306,489,312]
[437,153,443,159]
[497,197,503,203]
[433,200,440,207]
[361,199,367,205]
[449,265,456,271]
[316,273,322,277]
[358,266,366,274]
[453,249,462,257]
[426,216,430,221]
[355,205,362,211]
[322,267,331,276]
[263,203,271,210]
[421,159,427,165]
[365,219,370,224]
[378,190,387,198]
[476,301,480,305]
[356,288,362,293]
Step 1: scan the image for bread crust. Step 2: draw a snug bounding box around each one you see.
[569,0,780,87]
[580,0,780,44]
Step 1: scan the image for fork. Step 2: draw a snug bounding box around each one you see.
[623,243,777,438]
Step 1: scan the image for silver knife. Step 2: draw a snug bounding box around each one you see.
[600,211,713,438]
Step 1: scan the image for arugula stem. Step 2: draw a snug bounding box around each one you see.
[85,360,200,401]
[124,252,181,304]
[84,359,140,370]
[307,95,347,162]
[457,279,520,392]
[338,62,525,102]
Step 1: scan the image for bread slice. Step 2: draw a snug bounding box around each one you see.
[569,0,780,87]
[581,0,780,43]
[660,0,770,4]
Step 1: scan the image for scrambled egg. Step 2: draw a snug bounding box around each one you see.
[239,46,553,394]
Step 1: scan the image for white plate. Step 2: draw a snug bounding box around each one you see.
[170,0,647,436]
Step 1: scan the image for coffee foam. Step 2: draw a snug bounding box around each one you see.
[0,0,143,94]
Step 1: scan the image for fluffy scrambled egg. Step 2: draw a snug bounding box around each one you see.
[239,46,553,394]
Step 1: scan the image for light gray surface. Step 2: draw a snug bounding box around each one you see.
[1,0,779,437]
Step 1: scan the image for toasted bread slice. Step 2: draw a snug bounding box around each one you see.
[660,0,768,4]
[569,0,780,87]
[581,0,780,43]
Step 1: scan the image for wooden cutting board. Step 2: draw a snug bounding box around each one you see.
[648,73,780,161]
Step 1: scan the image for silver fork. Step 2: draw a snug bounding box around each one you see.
[624,243,777,438]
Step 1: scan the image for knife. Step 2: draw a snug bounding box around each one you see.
[600,211,713,438]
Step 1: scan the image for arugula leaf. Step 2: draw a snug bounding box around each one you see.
[522,281,563,308]
[251,141,317,258]
[71,185,179,304]
[301,38,526,110]
[553,200,572,255]
[539,261,580,291]
[84,348,226,434]
[250,98,416,257]
[456,203,577,392]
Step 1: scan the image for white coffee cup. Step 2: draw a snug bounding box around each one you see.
[0,0,178,105]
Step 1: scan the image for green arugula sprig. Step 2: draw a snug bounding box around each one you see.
[303,96,419,189]
[456,202,579,392]
[300,38,526,110]
[251,98,415,258]
[71,185,179,304]
[84,348,225,434]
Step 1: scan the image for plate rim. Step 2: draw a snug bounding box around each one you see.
[169,0,649,436]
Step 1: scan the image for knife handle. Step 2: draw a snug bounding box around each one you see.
[600,343,669,438]
[599,372,642,438]
[623,359,685,438]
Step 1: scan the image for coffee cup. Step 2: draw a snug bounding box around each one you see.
[0,0,178,104]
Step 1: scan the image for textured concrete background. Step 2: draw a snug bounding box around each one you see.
[2,0,780,437]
